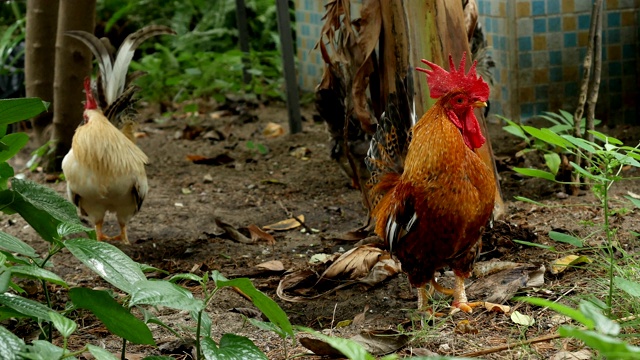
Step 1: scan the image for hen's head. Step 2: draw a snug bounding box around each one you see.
[417,53,489,149]
[82,77,98,123]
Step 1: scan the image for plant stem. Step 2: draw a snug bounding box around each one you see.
[120,338,127,360]
[196,310,203,360]
[603,175,614,317]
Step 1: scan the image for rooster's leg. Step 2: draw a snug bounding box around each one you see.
[95,220,110,241]
[430,278,454,296]
[111,222,130,245]
[451,272,482,313]
[417,286,431,311]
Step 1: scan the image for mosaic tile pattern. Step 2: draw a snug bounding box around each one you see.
[295,0,639,123]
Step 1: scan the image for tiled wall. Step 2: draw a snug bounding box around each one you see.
[295,0,639,123]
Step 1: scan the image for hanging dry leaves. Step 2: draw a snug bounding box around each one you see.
[263,215,305,231]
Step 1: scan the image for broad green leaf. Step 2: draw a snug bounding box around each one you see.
[299,328,375,360]
[547,124,573,134]
[247,318,287,339]
[87,344,118,360]
[0,293,51,321]
[549,231,583,247]
[0,324,25,360]
[0,306,31,321]
[559,326,640,358]
[213,271,293,339]
[0,162,13,191]
[514,297,594,328]
[614,277,640,298]
[579,302,619,336]
[521,126,572,149]
[192,309,212,338]
[0,133,29,163]
[611,152,640,168]
[543,153,561,175]
[20,340,69,360]
[65,239,145,293]
[513,167,557,181]
[10,266,67,288]
[57,222,95,239]
[558,109,576,125]
[130,280,203,312]
[0,231,37,258]
[0,269,9,293]
[539,112,564,126]
[588,130,623,145]
[2,179,84,243]
[561,135,600,153]
[69,287,155,345]
[138,263,168,274]
[137,307,181,338]
[169,273,203,283]
[570,162,609,182]
[0,98,48,126]
[201,334,268,360]
[48,311,77,338]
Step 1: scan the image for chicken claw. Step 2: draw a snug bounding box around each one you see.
[450,274,479,313]
[95,221,110,241]
[110,223,131,245]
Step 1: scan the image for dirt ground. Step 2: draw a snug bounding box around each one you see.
[4,101,640,359]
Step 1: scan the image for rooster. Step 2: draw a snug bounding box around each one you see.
[61,26,173,244]
[366,53,495,313]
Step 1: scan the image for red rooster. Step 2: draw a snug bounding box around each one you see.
[367,53,495,313]
[62,79,148,244]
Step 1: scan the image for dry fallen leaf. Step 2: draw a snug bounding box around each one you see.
[483,301,511,314]
[186,153,235,166]
[550,255,592,274]
[321,245,386,280]
[247,224,276,245]
[299,337,344,357]
[455,320,478,334]
[263,215,305,231]
[350,329,410,356]
[255,260,285,272]
[467,264,544,303]
[511,311,535,326]
[263,122,284,138]
[550,349,592,360]
[290,147,311,159]
[214,218,252,244]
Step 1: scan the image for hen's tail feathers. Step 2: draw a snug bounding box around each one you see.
[365,74,414,208]
[66,25,175,111]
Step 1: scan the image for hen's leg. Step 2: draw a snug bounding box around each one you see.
[430,278,454,296]
[111,222,130,245]
[451,272,482,313]
[95,220,110,241]
[417,286,431,311]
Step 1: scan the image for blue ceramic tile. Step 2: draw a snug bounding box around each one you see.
[307,64,316,77]
[492,18,499,33]
[607,29,621,43]
[521,103,534,118]
[304,0,312,11]
[534,102,548,114]
[519,53,533,68]
[548,17,561,31]
[623,44,636,59]
[484,1,492,15]
[564,33,577,47]
[550,51,562,65]
[500,36,507,50]
[607,12,621,27]
[608,61,622,76]
[518,37,532,51]
[578,14,591,30]
[485,18,492,32]
[550,67,563,81]
[532,1,545,15]
[535,85,549,100]
[301,24,310,37]
[565,82,578,97]
[534,18,547,33]
[547,0,560,14]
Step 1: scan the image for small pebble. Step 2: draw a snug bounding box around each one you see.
[556,192,568,199]
[203,174,213,183]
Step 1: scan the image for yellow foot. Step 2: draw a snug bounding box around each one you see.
[451,301,483,314]
[110,234,130,245]
[97,233,111,241]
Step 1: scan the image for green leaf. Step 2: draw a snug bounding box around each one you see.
[0,269,9,293]
[561,135,600,153]
[614,277,640,298]
[579,301,619,336]
[559,326,640,358]
[299,327,375,360]
[0,98,48,126]
[137,307,182,338]
[514,297,594,328]
[86,344,118,360]
[543,153,561,175]
[570,162,609,182]
[201,334,268,360]
[0,293,52,321]
[169,273,203,283]
[548,231,583,247]
[513,239,554,250]
[65,239,146,293]
[48,311,77,338]
[0,306,31,321]
[0,231,37,258]
[2,179,84,243]
[212,271,293,339]
[10,266,68,288]
[129,280,203,312]
[192,309,212,338]
[521,126,572,149]
[513,196,547,206]
[69,287,155,345]
[0,162,14,191]
[588,130,623,145]
[57,222,95,239]
[0,324,25,360]
[20,340,67,360]
[611,152,640,168]
[0,133,29,163]
[513,167,557,181]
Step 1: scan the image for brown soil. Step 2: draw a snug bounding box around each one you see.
[4,102,640,359]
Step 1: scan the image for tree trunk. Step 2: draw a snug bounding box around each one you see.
[25,0,59,146]
[47,0,96,172]
[406,0,505,218]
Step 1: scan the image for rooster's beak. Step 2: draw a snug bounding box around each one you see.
[473,101,487,108]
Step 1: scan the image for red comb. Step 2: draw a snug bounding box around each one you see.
[416,52,489,101]
[83,77,97,110]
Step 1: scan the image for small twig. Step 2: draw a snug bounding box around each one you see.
[460,332,562,357]
[329,302,338,336]
[536,285,577,316]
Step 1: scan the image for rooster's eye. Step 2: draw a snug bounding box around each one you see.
[456,97,464,104]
